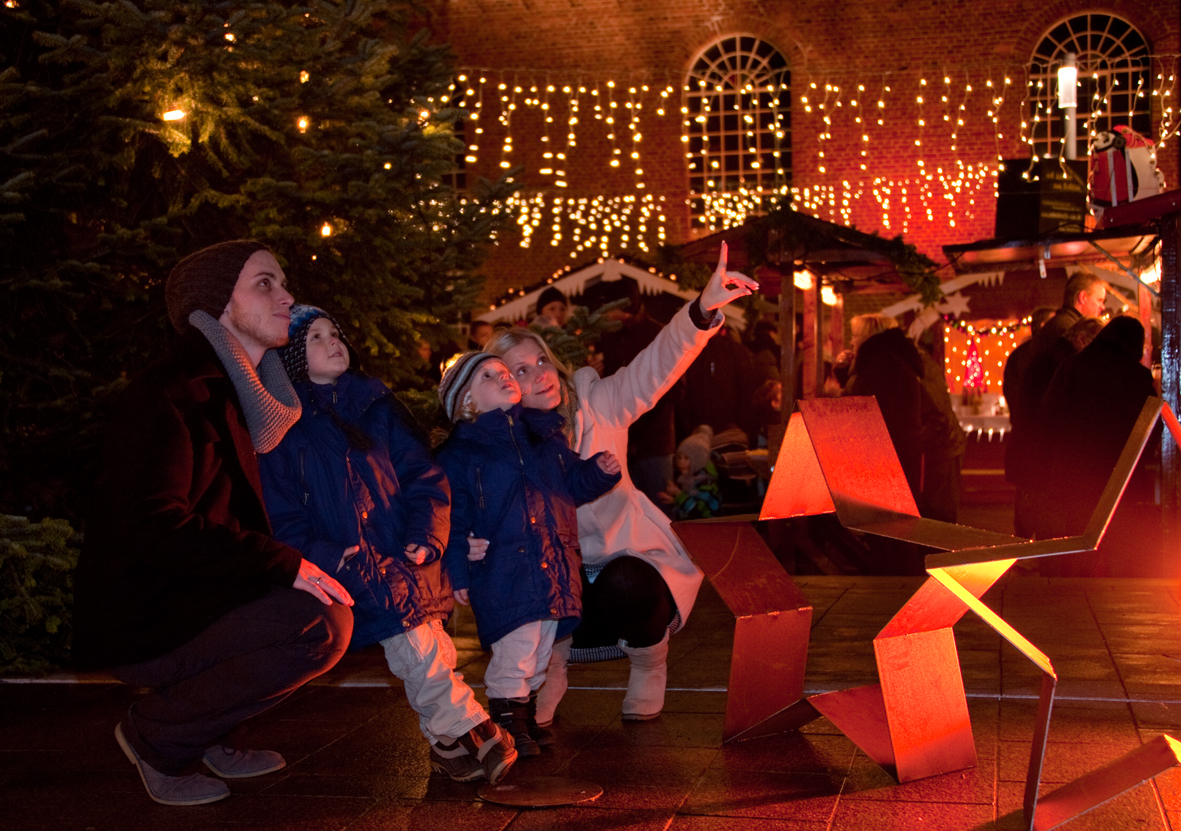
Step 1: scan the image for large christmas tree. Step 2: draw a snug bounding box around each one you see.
[0,0,516,519]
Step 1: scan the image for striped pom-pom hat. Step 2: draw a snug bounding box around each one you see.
[438,351,499,422]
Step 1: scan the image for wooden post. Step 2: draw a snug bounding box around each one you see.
[812,277,824,398]
[1138,282,1153,369]
[780,273,796,424]
[1161,213,1180,572]
[828,290,845,373]
[801,275,818,398]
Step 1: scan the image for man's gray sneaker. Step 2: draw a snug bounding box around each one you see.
[202,745,287,778]
[115,723,230,806]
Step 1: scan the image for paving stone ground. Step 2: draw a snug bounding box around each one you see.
[6,532,1181,830]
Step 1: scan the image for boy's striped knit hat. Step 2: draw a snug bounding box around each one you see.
[438,351,499,422]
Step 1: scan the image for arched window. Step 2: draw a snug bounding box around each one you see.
[685,35,791,232]
[1028,13,1151,159]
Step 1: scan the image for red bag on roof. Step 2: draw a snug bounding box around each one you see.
[1089,125,1163,208]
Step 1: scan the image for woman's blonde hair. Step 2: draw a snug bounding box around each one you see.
[484,327,580,437]
[850,313,898,349]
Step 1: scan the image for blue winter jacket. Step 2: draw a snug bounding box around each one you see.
[259,371,451,650]
[437,404,620,649]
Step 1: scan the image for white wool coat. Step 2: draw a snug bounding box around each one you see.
[570,301,719,627]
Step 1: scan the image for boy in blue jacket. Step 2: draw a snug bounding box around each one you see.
[436,352,621,756]
[260,306,515,784]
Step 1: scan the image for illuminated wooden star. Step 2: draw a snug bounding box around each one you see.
[754,395,1181,831]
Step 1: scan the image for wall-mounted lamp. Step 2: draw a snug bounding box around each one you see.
[1056,54,1077,109]
[1057,52,1077,160]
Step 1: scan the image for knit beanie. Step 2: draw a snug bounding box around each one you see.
[439,351,499,422]
[280,304,356,383]
[166,240,271,335]
[677,425,715,474]
[535,286,568,316]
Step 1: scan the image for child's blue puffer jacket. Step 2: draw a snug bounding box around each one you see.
[260,371,451,650]
[436,404,620,649]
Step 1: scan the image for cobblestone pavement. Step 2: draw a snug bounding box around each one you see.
[6,568,1181,831]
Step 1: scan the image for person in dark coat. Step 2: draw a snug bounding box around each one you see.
[588,277,684,511]
[747,319,782,384]
[1010,315,1104,527]
[258,305,516,785]
[676,324,759,440]
[436,352,621,756]
[1017,315,1105,537]
[73,242,354,807]
[845,315,926,500]
[1031,272,1108,354]
[1013,274,1110,486]
[1002,307,1057,419]
[1034,316,1158,573]
[917,343,966,523]
[468,320,494,350]
[532,285,570,328]
[1003,307,1056,537]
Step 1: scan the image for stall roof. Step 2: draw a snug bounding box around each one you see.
[678,209,901,290]
[474,257,745,327]
[942,224,1157,272]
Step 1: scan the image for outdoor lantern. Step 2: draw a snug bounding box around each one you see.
[1057,53,1077,109]
[1057,52,1078,160]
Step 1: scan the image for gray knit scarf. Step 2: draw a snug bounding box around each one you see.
[189,310,302,453]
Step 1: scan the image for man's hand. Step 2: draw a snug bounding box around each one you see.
[404,543,429,565]
[294,558,354,606]
[699,241,759,312]
[597,451,621,475]
[454,588,470,606]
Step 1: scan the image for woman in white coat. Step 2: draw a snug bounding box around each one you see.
[481,247,756,723]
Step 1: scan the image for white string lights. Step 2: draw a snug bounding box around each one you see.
[445,57,1178,250]
[944,316,1031,393]
[504,193,668,258]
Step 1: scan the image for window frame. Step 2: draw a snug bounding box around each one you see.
[1027,12,1152,160]
[685,34,792,231]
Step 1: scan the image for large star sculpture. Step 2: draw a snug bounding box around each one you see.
[673,395,1181,831]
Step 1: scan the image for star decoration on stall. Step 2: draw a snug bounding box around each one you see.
[936,290,972,317]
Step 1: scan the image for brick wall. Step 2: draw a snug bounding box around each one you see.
[425,0,1180,304]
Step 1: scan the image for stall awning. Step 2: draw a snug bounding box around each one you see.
[942,225,1156,271]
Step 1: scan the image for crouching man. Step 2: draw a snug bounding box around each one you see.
[73,241,354,805]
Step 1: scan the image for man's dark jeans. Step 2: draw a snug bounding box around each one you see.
[115,586,353,774]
